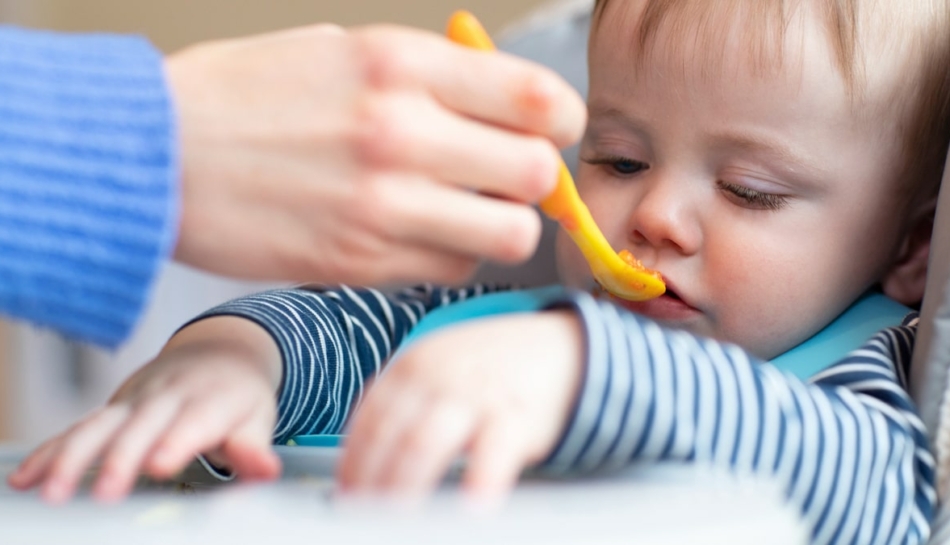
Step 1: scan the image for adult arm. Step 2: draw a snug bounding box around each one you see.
[0,26,177,347]
[0,23,586,348]
[545,293,934,545]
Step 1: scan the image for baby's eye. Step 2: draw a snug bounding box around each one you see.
[582,154,649,177]
[717,180,788,211]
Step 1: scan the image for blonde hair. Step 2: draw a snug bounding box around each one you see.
[592,0,950,207]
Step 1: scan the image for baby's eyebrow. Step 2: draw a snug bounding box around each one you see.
[709,131,825,182]
[588,105,643,127]
[585,105,653,141]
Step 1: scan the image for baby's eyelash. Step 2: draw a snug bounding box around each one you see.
[717,181,789,210]
[582,155,649,177]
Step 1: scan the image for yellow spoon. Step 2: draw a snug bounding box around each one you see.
[446,10,665,301]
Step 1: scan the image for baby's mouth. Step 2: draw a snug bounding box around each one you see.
[593,281,682,301]
[598,279,700,322]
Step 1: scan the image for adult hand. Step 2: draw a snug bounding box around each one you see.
[166,24,587,286]
[7,316,283,503]
[337,310,584,503]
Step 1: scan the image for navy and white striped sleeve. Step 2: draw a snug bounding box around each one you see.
[191,283,509,444]
[542,291,934,545]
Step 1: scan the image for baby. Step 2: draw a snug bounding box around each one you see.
[11,0,950,543]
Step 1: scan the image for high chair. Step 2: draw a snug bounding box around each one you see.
[910,151,950,542]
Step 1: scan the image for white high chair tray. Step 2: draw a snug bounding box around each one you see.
[0,444,807,544]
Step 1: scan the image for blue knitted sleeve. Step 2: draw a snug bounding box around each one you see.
[0,26,178,347]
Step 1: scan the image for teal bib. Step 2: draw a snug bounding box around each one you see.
[768,292,911,379]
[402,286,911,381]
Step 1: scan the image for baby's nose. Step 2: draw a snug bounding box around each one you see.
[627,177,702,255]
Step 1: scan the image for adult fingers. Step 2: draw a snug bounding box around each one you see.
[92,396,182,502]
[352,93,560,204]
[358,174,542,265]
[353,27,587,148]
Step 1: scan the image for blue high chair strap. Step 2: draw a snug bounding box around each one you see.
[402,286,912,382]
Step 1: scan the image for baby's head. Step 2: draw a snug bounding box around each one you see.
[557,0,950,359]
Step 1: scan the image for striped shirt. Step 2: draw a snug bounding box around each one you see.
[198,283,935,545]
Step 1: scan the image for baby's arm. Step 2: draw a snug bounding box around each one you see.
[546,293,933,545]
[8,282,506,502]
[186,283,511,444]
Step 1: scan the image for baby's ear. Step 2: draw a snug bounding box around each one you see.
[881,199,936,306]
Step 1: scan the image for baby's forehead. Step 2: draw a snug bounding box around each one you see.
[591,0,918,104]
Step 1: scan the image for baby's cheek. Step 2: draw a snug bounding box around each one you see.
[707,251,820,359]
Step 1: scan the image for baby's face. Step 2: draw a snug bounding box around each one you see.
[557,1,911,359]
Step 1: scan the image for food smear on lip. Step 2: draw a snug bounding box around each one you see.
[587,245,664,301]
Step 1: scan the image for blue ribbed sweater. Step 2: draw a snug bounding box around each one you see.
[0,26,178,347]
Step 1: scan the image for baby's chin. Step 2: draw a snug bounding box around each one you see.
[586,282,793,361]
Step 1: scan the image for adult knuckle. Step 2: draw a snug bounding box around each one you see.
[355,31,413,89]
[352,175,399,226]
[350,96,403,167]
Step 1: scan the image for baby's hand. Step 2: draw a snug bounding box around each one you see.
[7,317,283,503]
[337,310,584,503]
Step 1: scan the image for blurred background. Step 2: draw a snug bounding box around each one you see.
[0,0,546,51]
[0,0,556,444]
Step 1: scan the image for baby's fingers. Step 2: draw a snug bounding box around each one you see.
[7,437,62,490]
[461,417,530,505]
[219,410,281,481]
[339,384,428,492]
[144,389,276,481]
[23,406,129,503]
[378,401,477,499]
[93,397,182,502]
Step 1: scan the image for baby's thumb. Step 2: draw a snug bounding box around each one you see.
[221,413,281,481]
